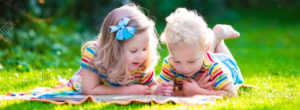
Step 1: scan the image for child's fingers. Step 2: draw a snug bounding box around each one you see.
[163,89,173,94]
[203,75,211,83]
[163,85,174,90]
[200,72,208,80]
[162,81,169,86]
[164,93,172,96]
[195,74,201,80]
[165,82,174,86]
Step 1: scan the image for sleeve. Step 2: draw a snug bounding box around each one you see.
[140,70,155,85]
[208,62,234,90]
[80,43,98,74]
[156,57,175,82]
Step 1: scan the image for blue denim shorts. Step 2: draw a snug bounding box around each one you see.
[214,54,244,85]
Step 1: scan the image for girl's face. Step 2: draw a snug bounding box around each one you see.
[123,30,150,71]
[168,43,205,77]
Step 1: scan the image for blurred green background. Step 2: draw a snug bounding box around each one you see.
[0,0,299,72]
[1,0,300,109]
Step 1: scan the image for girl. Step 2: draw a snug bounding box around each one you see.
[67,4,162,95]
[157,8,244,97]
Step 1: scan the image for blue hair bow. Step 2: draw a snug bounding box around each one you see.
[110,17,137,41]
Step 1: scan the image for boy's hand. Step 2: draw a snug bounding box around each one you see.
[195,71,216,90]
[153,81,174,96]
[182,78,202,96]
[126,84,150,95]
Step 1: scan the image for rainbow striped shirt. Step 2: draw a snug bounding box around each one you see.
[68,42,154,92]
[157,52,234,90]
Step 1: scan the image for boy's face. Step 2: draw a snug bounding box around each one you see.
[168,43,205,77]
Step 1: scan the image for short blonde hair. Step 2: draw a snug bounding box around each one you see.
[82,3,159,83]
[161,8,212,51]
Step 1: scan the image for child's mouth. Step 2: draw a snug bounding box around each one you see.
[132,62,140,66]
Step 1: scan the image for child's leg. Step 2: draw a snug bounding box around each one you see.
[209,24,239,60]
[215,40,235,60]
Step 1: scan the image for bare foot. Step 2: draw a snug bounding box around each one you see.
[213,24,240,39]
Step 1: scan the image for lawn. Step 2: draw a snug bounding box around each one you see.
[0,10,299,109]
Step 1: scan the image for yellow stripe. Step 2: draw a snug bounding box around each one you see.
[161,73,172,80]
[163,63,170,69]
[219,82,232,90]
[212,67,222,76]
[215,80,227,90]
[84,50,94,58]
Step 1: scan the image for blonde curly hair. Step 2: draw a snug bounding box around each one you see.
[161,8,213,51]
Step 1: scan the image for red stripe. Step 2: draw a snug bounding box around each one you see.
[162,69,173,78]
[143,72,153,83]
[82,58,94,66]
[211,70,223,81]
[93,43,97,47]
[175,81,183,86]
[206,53,214,62]
[82,58,89,63]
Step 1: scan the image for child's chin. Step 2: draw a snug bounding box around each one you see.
[128,66,139,71]
[184,73,195,77]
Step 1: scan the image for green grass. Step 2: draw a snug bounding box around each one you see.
[1,10,299,109]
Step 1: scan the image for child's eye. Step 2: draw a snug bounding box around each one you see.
[188,61,195,63]
[174,61,181,64]
[143,48,147,51]
[130,50,137,53]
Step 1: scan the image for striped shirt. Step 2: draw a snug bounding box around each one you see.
[68,42,154,92]
[157,52,234,90]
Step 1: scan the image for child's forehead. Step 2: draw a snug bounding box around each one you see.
[169,43,204,60]
[124,30,150,48]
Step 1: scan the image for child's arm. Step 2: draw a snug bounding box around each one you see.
[221,83,238,97]
[81,68,150,95]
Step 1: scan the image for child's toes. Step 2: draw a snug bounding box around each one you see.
[213,24,240,39]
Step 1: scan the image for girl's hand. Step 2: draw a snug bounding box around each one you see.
[195,71,216,90]
[182,78,202,96]
[126,84,150,95]
[153,81,174,96]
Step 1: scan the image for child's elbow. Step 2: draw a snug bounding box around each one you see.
[228,91,238,97]
[81,88,93,95]
[223,84,238,97]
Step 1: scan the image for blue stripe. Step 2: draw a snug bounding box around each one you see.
[106,81,121,86]
[86,47,95,55]
[80,63,88,69]
[91,68,98,74]
[177,73,188,78]
[170,68,176,74]
[164,58,169,64]
[159,74,170,82]
[208,62,218,75]
[215,76,228,87]
[100,74,106,78]
[81,63,98,74]
[144,78,153,85]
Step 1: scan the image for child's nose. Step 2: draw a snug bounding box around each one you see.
[136,52,145,60]
[181,66,189,73]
